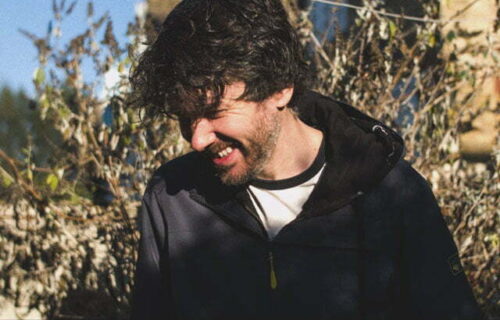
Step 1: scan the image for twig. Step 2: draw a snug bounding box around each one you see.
[310,32,336,71]
[311,0,489,25]
[453,187,487,236]
[0,149,44,202]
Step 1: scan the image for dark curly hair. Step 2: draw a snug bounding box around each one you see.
[129,0,309,121]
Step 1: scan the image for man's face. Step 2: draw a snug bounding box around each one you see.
[180,82,282,185]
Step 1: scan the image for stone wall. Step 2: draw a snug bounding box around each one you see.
[441,0,499,159]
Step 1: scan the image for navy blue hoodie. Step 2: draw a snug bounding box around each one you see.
[131,91,482,320]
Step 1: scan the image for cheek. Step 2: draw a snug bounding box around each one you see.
[213,118,254,140]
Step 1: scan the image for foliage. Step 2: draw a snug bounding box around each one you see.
[0,0,498,318]
[1,1,187,318]
[0,86,61,165]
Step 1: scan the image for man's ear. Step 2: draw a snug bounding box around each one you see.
[269,87,294,110]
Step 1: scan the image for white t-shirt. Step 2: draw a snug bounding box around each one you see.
[247,141,326,239]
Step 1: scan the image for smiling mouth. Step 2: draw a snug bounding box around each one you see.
[216,146,234,158]
[206,139,244,160]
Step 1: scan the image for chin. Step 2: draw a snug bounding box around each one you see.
[219,172,250,186]
[218,166,253,186]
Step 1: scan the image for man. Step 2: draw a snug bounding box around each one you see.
[130,0,482,319]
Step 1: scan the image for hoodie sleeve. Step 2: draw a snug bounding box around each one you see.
[131,189,175,320]
[400,164,482,320]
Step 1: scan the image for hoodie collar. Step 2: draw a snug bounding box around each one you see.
[189,90,404,222]
[297,90,404,217]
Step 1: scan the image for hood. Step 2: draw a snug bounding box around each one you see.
[297,90,404,217]
[185,90,404,224]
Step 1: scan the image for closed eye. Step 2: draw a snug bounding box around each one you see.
[206,108,228,120]
[177,107,227,140]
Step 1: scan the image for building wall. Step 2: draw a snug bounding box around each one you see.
[441,0,499,158]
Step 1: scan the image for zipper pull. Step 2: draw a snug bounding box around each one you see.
[269,251,278,290]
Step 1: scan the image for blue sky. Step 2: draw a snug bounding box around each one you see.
[0,1,141,96]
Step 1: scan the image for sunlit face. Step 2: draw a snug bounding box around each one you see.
[180,82,282,185]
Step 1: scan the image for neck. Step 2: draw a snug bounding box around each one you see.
[257,110,323,181]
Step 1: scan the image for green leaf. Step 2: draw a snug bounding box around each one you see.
[389,21,397,39]
[428,34,436,48]
[1,176,12,188]
[0,169,14,188]
[33,68,46,86]
[446,30,456,42]
[123,56,131,66]
[46,173,59,191]
[25,168,33,182]
[57,105,72,119]
[118,61,125,73]
[485,234,499,249]
[40,94,50,109]
[123,136,131,145]
[74,181,93,200]
[69,192,82,204]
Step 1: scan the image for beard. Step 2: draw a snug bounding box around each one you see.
[211,113,281,186]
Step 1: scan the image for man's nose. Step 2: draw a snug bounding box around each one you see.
[190,118,216,152]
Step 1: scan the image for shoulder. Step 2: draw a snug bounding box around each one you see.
[380,159,434,198]
[359,159,438,219]
[145,151,206,196]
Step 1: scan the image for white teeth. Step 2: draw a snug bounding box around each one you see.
[217,147,234,158]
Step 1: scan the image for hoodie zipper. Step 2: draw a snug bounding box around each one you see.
[244,189,279,290]
[247,210,277,290]
[268,250,278,289]
[193,190,279,290]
